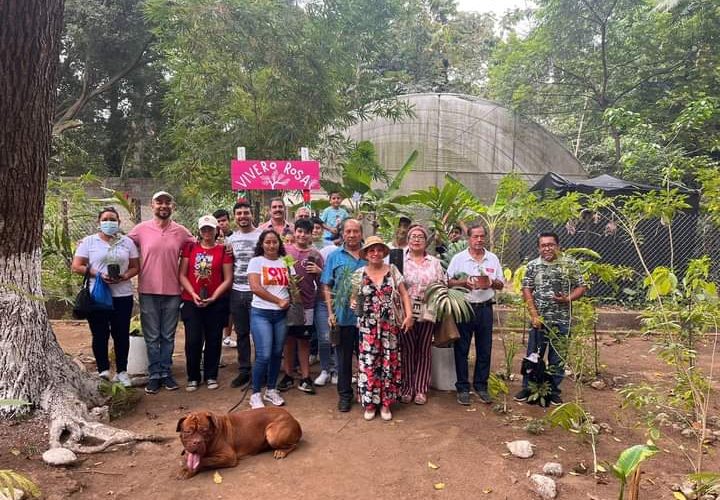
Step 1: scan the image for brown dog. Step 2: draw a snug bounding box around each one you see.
[176,408,302,479]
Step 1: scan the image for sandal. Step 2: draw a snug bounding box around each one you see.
[414,393,427,405]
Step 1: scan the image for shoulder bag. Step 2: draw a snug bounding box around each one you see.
[72,269,93,319]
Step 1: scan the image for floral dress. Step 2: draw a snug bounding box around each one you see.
[355,265,403,408]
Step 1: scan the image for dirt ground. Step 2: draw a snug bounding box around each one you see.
[1,320,718,500]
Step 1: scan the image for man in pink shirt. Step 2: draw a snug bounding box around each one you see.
[128,191,194,394]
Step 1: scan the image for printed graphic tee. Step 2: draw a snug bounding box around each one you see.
[226,229,262,292]
[247,256,290,310]
[180,243,232,301]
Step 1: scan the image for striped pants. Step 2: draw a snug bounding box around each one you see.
[399,320,434,397]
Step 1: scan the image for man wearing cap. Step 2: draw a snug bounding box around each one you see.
[446,222,505,405]
[261,197,294,238]
[320,218,366,412]
[225,199,262,388]
[128,191,194,394]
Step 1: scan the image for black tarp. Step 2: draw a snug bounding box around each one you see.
[529,172,700,213]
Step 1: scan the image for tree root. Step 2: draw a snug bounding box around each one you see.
[46,378,167,453]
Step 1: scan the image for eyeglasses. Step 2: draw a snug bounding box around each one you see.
[539,243,557,248]
[409,234,426,241]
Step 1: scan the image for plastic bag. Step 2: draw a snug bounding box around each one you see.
[91,275,114,310]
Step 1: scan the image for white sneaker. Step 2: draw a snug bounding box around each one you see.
[186,381,199,392]
[314,370,331,386]
[331,372,338,385]
[207,379,219,390]
[249,392,264,409]
[263,388,285,406]
[99,370,111,381]
[113,371,132,387]
[222,337,237,348]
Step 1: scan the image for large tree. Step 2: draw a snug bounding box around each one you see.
[0,0,157,451]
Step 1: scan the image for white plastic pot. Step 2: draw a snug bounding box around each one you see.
[126,336,149,375]
[430,345,457,391]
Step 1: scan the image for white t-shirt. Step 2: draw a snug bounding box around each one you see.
[247,256,290,310]
[446,248,504,303]
[226,228,262,292]
[75,234,139,297]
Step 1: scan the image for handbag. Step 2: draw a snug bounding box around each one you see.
[411,296,437,322]
[90,274,114,310]
[433,315,460,347]
[72,269,93,320]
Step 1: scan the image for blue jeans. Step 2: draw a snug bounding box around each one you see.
[250,307,288,393]
[140,294,181,380]
[454,303,494,393]
[314,300,336,373]
[522,324,569,393]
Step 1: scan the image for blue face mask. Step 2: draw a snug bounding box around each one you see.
[100,220,120,236]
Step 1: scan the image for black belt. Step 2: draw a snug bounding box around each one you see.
[470,301,494,308]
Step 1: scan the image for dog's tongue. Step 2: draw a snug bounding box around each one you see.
[186,452,200,471]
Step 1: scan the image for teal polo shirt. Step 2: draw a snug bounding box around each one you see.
[320,246,366,326]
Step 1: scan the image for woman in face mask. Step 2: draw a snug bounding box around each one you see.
[71,207,140,386]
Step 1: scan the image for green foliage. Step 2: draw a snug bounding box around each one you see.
[611,443,659,500]
[423,282,473,323]
[524,418,546,435]
[0,470,41,499]
[500,334,521,380]
[527,380,552,407]
[54,0,164,177]
[487,373,509,413]
[98,381,141,420]
[547,401,601,474]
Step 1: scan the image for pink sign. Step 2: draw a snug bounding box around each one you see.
[231,160,320,191]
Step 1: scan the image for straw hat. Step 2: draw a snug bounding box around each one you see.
[359,235,390,259]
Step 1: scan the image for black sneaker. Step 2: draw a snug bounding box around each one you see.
[513,388,531,402]
[163,375,179,391]
[476,390,492,404]
[549,393,563,406]
[337,399,352,412]
[298,378,316,394]
[145,378,162,394]
[231,372,250,388]
[277,374,294,392]
[456,391,471,406]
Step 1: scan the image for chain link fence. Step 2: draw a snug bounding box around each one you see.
[499,211,720,304]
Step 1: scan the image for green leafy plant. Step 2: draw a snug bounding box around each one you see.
[524,418,546,435]
[423,281,473,323]
[487,373,509,413]
[527,380,553,407]
[611,443,659,500]
[98,381,141,420]
[547,402,601,475]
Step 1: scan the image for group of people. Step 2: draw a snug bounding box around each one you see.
[71,189,586,420]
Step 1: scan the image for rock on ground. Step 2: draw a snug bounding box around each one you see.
[530,474,557,499]
[542,462,563,477]
[507,440,534,458]
[42,447,78,466]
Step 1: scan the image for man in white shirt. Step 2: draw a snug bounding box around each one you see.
[226,200,262,388]
[446,223,504,406]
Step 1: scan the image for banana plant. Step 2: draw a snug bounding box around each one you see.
[611,443,658,500]
[319,141,417,234]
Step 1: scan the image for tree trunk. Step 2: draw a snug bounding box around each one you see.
[0,0,161,452]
